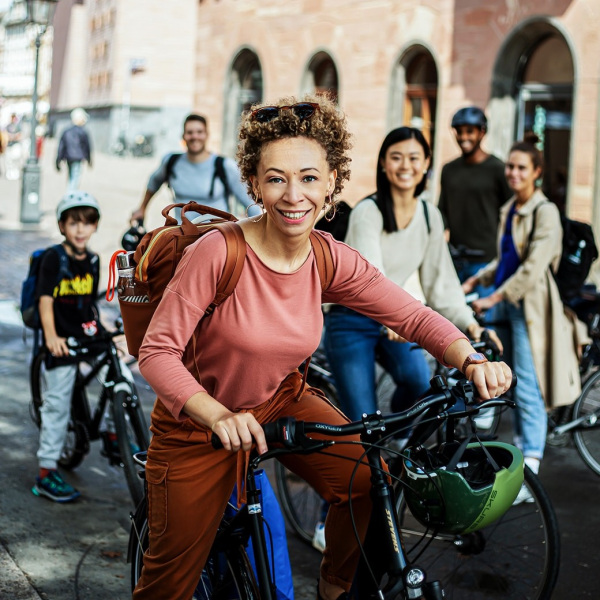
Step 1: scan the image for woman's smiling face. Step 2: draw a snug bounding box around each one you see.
[380,138,429,195]
[252,137,336,239]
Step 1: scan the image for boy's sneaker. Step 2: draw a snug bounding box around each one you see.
[32,470,81,503]
[512,483,534,506]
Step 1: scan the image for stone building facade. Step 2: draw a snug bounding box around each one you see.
[51,0,600,229]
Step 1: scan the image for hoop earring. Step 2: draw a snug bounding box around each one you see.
[324,190,336,222]
[246,196,264,221]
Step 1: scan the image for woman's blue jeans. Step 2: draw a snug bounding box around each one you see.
[323,307,432,423]
[489,300,546,459]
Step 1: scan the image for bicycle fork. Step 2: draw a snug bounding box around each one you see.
[363,446,444,600]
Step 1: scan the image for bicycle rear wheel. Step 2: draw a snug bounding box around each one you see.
[30,351,88,469]
[112,386,150,506]
[395,466,560,600]
[130,497,259,599]
[274,370,336,547]
[572,369,600,475]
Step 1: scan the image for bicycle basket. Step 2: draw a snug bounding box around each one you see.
[401,441,524,535]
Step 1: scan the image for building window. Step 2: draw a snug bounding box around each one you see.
[303,52,339,102]
[223,48,263,157]
[390,46,438,152]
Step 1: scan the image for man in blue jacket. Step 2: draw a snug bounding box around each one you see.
[56,108,92,190]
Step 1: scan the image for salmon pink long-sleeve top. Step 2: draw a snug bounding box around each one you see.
[138,230,466,420]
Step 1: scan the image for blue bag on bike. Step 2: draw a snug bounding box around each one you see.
[229,469,294,600]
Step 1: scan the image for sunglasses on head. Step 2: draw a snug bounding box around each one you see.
[250,102,320,123]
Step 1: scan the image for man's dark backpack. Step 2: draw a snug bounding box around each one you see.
[165,153,230,199]
[530,204,599,302]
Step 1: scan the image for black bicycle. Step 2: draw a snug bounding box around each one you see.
[275,337,505,548]
[546,288,600,474]
[129,375,560,599]
[29,318,150,506]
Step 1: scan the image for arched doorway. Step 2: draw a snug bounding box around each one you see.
[390,46,438,150]
[302,51,339,102]
[491,22,574,212]
[223,48,263,157]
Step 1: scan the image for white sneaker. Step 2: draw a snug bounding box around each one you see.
[312,521,326,552]
[512,484,534,505]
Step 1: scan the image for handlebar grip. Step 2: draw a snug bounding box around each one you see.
[211,433,223,450]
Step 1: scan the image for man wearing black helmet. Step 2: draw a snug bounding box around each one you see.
[439,106,512,294]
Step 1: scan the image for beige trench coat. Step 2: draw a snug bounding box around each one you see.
[477,189,582,408]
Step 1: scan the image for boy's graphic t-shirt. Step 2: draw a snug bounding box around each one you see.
[36,246,100,340]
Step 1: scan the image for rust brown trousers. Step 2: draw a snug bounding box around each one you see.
[133,371,374,600]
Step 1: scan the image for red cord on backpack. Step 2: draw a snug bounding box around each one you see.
[107,249,128,301]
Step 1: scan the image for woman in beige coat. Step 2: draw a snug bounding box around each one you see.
[464,136,581,490]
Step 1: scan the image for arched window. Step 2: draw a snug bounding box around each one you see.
[516,34,574,212]
[390,46,438,152]
[223,49,263,156]
[302,51,339,102]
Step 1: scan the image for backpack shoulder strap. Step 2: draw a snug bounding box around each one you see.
[526,202,546,258]
[209,155,230,199]
[205,221,246,314]
[421,199,431,234]
[309,230,335,292]
[52,244,72,281]
[165,153,183,186]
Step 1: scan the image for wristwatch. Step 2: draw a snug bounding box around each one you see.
[461,352,488,374]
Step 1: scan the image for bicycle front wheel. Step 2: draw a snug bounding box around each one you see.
[572,368,600,476]
[395,465,560,600]
[130,498,259,599]
[112,386,150,506]
[30,351,88,469]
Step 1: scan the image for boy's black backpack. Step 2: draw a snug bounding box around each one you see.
[165,153,230,199]
[20,244,72,329]
[530,204,599,302]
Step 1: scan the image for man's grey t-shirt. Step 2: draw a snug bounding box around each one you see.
[147,152,257,219]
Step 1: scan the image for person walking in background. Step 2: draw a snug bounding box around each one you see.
[56,108,92,190]
[32,191,102,503]
[463,135,582,501]
[5,113,23,180]
[323,127,502,424]
[131,113,259,224]
[438,106,512,295]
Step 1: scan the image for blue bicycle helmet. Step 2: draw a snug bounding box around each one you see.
[451,107,488,131]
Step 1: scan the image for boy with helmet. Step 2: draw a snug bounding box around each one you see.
[32,191,101,502]
[438,106,512,293]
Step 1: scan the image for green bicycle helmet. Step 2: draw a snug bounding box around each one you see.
[401,441,524,535]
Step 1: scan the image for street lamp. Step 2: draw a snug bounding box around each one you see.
[19,0,58,224]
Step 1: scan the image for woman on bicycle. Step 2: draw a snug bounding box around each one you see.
[133,95,512,600]
[463,134,582,487]
[324,126,501,421]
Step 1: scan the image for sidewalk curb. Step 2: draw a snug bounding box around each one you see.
[0,540,42,599]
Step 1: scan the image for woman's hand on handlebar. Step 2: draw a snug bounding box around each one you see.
[183,392,268,454]
[466,323,503,355]
[212,412,268,455]
[466,361,512,400]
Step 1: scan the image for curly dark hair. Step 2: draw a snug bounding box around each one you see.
[236,94,352,199]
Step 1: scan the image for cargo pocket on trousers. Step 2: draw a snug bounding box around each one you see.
[146,460,169,537]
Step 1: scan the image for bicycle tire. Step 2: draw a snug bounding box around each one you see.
[275,370,337,547]
[30,351,88,469]
[572,368,600,475]
[395,465,560,600]
[111,386,150,506]
[130,497,259,599]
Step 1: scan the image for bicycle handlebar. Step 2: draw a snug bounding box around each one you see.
[65,321,124,356]
[211,373,517,450]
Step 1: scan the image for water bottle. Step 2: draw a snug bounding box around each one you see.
[116,252,136,295]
